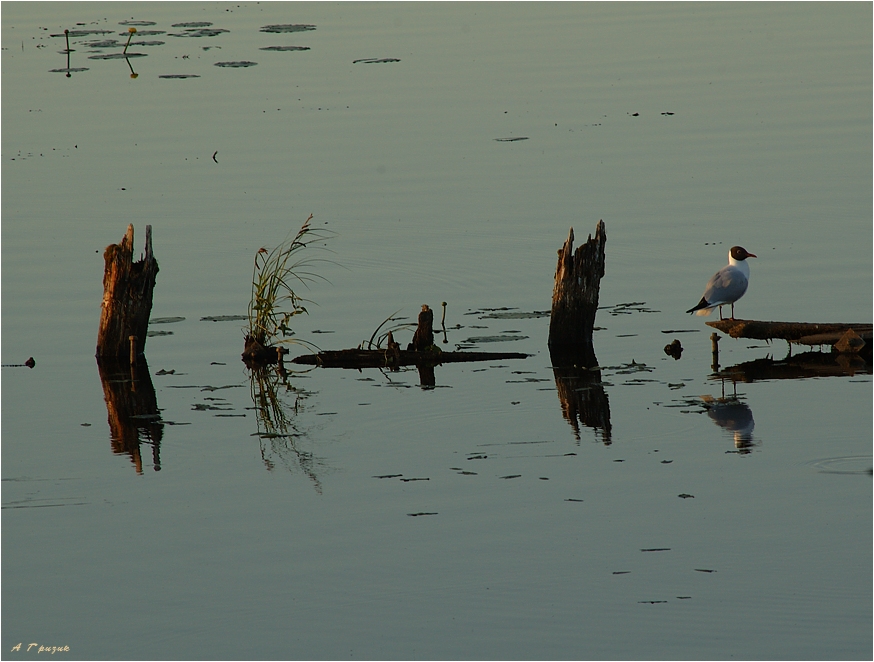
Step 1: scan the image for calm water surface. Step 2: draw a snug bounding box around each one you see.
[2,3,871,660]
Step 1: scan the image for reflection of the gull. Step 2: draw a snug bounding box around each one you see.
[96,358,163,474]
[713,349,871,382]
[249,365,326,493]
[700,393,756,453]
[550,348,612,444]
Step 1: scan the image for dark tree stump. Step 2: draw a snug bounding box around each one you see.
[96,225,159,361]
[548,221,606,367]
[408,305,435,351]
[547,222,611,441]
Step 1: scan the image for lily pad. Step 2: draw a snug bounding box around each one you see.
[88,52,148,59]
[353,58,401,64]
[260,45,311,52]
[481,310,550,319]
[260,24,316,33]
[214,61,258,68]
[150,316,185,324]
[200,315,247,322]
[170,28,229,38]
[84,39,123,48]
[462,335,528,344]
[53,30,113,37]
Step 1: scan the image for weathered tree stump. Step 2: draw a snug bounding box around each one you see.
[408,305,435,351]
[548,221,606,367]
[96,225,159,361]
[546,222,611,441]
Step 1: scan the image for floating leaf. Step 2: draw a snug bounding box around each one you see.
[260,45,310,52]
[214,60,258,68]
[260,24,316,33]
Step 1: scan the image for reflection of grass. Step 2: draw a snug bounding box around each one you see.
[249,365,325,493]
[246,214,335,348]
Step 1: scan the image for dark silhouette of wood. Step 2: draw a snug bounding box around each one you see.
[716,350,871,382]
[287,302,527,372]
[548,222,606,367]
[549,350,612,444]
[96,357,163,474]
[96,225,159,360]
[290,348,527,369]
[408,305,435,351]
[547,223,611,441]
[242,336,288,366]
[707,319,871,354]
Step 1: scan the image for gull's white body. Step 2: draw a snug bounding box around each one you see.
[686,246,756,320]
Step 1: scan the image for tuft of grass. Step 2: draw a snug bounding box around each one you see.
[362,310,416,349]
[246,214,336,347]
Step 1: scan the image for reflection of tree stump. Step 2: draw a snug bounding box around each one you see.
[548,222,606,367]
[96,358,163,473]
[96,225,159,360]
[550,350,612,444]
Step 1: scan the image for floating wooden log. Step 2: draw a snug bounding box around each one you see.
[96,224,159,361]
[288,301,527,371]
[290,348,527,369]
[548,221,606,367]
[706,319,872,354]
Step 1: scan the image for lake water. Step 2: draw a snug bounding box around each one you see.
[2,2,871,660]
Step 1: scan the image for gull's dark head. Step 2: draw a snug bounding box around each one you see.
[730,246,757,261]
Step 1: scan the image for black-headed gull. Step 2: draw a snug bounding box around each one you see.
[686,246,757,320]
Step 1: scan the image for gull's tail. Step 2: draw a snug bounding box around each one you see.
[686,297,714,316]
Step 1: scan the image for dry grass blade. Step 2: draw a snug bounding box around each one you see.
[364,310,416,349]
[247,214,336,347]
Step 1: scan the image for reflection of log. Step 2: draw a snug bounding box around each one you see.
[550,348,612,444]
[548,222,606,368]
[97,358,163,474]
[707,319,872,354]
[291,349,527,369]
[96,225,159,360]
[715,351,871,382]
